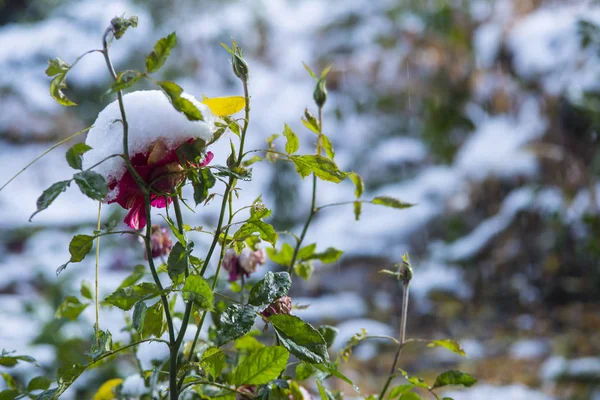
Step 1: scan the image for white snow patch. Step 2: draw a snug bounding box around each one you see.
[293,292,367,321]
[136,339,170,371]
[541,356,600,381]
[409,260,472,309]
[507,4,600,95]
[444,383,554,400]
[121,374,148,397]
[509,339,548,360]
[456,97,546,181]
[370,137,427,165]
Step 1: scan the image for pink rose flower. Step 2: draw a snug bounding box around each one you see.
[108,140,213,230]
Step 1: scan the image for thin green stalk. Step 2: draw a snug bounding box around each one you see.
[287,106,322,274]
[176,77,251,394]
[0,127,90,192]
[378,282,410,399]
[95,202,101,335]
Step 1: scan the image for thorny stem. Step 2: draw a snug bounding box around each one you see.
[378,282,410,400]
[287,107,322,274]
[102,27,177,400]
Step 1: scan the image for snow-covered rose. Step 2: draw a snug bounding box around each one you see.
[82,90,217,229]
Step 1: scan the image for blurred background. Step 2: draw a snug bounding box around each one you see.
[1,0,600,399]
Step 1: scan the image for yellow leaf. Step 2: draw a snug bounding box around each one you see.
[93,378,123,400]
[202,96,245,116]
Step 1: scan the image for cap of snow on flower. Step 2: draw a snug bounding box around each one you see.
[222,248,266,282]
[82,90,216,230]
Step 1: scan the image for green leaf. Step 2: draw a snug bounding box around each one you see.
[132,301,147,333]
[73,171,107,201]
[200,347,225,379]
[339,328,366,362]
[182,275,213,311]
[167,242,189,279]
[65,143,92,170]
[269,314,329,364]
[50,74,77,106]
[27,376,52,392]
[70,234,94,262]
[146,32,177,73]
[80,281,93,300]
[347,172,364,198]
[108,70,143,94]
[159,81,204,121]
[396,370,429,390]
[30,180,70,221]
[306,247,343,264]
[372,196,414,209]
[290,155,346,183]
[296,243,316,261]
[321,134,334,159]
[427,339,467,357]
[318,325,338,348]
[213,165,252,181]
[266,243,294,266]
[354,201,362,221]
[87,329,112,362]
[316,380,335,400]
[302,62,317,80]
[110,15,138,39]
[216,304,257,346]
[294,261,314,281]
[431,370,477,389]
[320,64,333,79]
[0,389,19,400]
[302,109,320,134]
[192,168,216,205]
[233,346,289,385]
[118,265,146,289]
[295,362,315,380]
[46,57,70,76]
[283,124,299,155]
[248,272,291,308]
[388,385,414,399]
[1,373,15,390]
[234,334,265,351]
[56,234,96,274]
[57,363,85,392]
[55,296,88,320]
[398,393,422,400]
[235,220,278,247]
[35,389,59,399]
[104,282,159,311]
[0,351,38,368]
[142,301,165,338]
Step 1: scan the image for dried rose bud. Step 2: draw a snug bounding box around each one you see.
[150,225,173,258]
[261,296,292,318]
[239,248,266,274]
[222,248,239,282]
